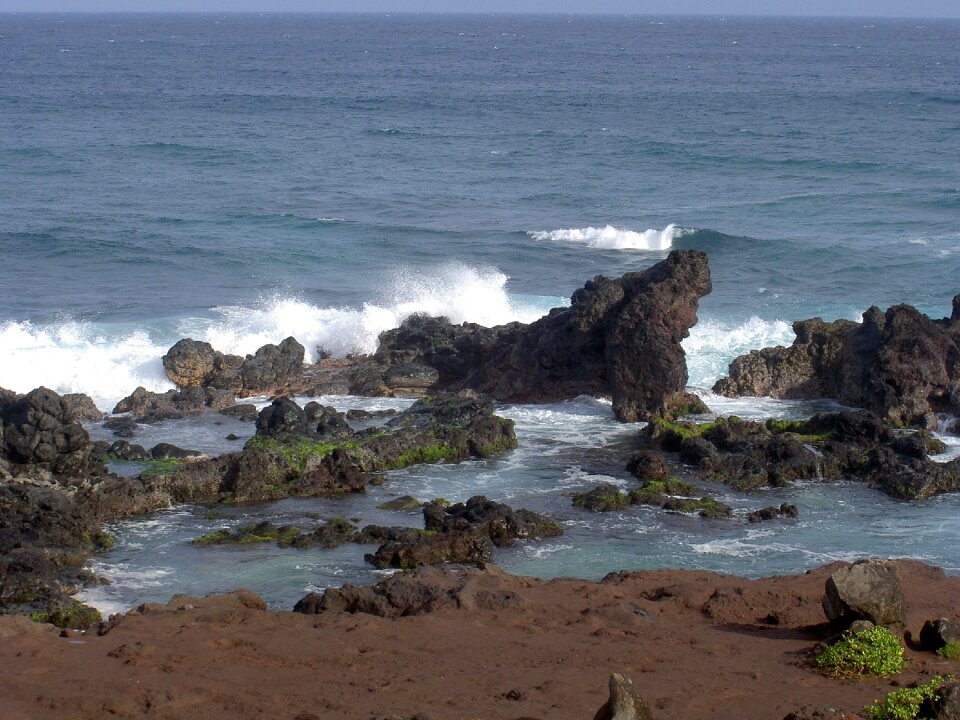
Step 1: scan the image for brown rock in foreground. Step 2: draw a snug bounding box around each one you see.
[2,560,959,720]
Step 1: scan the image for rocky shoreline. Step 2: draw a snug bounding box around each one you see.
[1,250,960,717]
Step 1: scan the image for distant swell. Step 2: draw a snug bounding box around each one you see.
[528,224,691,251]
[0,263,564,411]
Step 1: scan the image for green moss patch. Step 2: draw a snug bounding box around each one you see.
[192,521,303,547]
[244,435,356,474]
[390,444,463,468]
[571,486,630,512]
[765,418,832,442]
[376,495,421,511]
[138,457,184,477]
[31,603,102,630]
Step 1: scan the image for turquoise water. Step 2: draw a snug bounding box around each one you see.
[2,14,959,610]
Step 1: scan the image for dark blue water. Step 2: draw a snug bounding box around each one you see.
[2,14,960,609]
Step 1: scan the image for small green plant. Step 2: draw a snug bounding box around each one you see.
[815,626,905,678]
[863,675,950,720]
[937,642,960,659]
[31,604,103,629]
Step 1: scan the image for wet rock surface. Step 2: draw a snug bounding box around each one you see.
[348,250,712,420]
[368,496,562,570]
[0,388,174,624]
[150,392,517,505]
[639,412,960,499]
[162,336,306,397]
[714,298,960,426]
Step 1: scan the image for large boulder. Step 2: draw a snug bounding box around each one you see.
[918,618,960,651]
[714,298,960,426]
[822,559,906,627]
[1,387,96,476]
[239,337,305,395]
[162,339,218,388]
[367,250,712,421]
[162,336,305,397]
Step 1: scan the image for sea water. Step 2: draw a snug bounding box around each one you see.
[1,13,958,611]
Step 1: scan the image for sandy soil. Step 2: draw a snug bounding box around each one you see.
[2,560,958,720]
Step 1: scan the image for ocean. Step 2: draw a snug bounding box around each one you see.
[1,13,959,612]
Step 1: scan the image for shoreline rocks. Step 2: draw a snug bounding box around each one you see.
[639,411,960,500]
[714,298,960,426]
[156,251,713,422]
[157,392,518,505]
[362,249,712,421]
[0,386,519,626]
[162,336,306,398]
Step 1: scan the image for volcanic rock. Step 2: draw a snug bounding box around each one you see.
[714,298,960,426]
[1,387,98,476]
[162,336,306,397]
[365,250,712,421]
[918,617,960,651]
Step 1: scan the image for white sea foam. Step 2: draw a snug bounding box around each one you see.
[0,263,561,411]
[0,320,174,411]
[193,263,558,360]
[682,316,795,388]
[528,223,689,251]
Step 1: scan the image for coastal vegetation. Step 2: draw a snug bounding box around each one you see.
[815,626,905,678]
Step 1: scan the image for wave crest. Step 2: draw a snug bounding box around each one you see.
[0,263,564,410]
[682,316,794,388]
[528,223,690,251]
[194,262,559,360]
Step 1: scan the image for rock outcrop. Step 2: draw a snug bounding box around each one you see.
[162,336,306,397]
[361,250,711,421]
[1,387,100,476]
[0,388,171,625]
[155,393,518,505]
[294,563,534,617]
[112,385,235,423]
[714,298,960,426]
[593,673,655,720]
[822,559,906,628]
[367,495,563,570]
[640,412,960,500]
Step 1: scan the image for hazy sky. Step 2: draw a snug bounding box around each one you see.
[2,0,959,16]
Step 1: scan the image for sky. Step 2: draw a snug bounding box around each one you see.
[1,0,959,16]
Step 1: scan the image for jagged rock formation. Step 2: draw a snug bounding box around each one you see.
[714,298,960,426]
[640,411,960,500]
[361,250,712,421]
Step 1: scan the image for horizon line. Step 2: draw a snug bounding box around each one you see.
[1,9,958,19]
